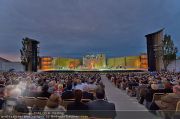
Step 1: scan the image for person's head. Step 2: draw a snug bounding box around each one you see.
[48,81,55,87]
[46,94,61,108]
[173,85,180,95]
[9,87,21,98]
[163,81,172,89]
[37,86,42,92]
[4,85,15,97]
[74,89,82,102]
[76,79,81,84]
[95,87,105,99]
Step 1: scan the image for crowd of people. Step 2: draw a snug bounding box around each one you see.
[1,71,180,118]
[0,71,116,119]
[107,71,180,118]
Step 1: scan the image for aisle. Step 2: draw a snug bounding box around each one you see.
[101,75,161,119]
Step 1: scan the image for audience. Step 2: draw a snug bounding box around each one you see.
[107,71,180,119]
[0,71,180,118]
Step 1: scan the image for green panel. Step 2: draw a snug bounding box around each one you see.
[107,58,114,67]
[125,56,140,68]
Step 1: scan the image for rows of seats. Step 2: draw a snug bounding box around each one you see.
[109,76,180,118]
[19,96,93,110]
[62,99,91,109]
[19,96,48,109]
[152,93,180,112]
[152,93,180,119]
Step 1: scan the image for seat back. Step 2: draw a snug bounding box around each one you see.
[95,118,112,119]
[176,101,180,112]
[62,99,74,109]
[89,90,96,97]
[81,99,91,103]
[36,97,48,109]
[152,93,166,102]
[62,98,91,109]
[24,97,36,107]
[18,96,24,101]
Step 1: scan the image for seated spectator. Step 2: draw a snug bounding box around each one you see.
[14,99,29,115]
[61,84,74,100]
[121,79,127,90]
[87,87,116,119]
[88,80,97,91]
[44,94,66,114]
[82,86,94,100]
[150,81,180,115]
[4,85,15,98]
[145,83,159,109]
[48,81,55,94]
[157,80,165,89]
[163,81,173,93]
[137,82,148,104]
[37,84,51,98]
[74,79,83,91]
[55,83,64,96]
[2,86,29,115]
[27,82,37,97]
[67,89,89,116]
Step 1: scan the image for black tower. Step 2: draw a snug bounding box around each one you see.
[145,29,164,71]
[20,37,40,72]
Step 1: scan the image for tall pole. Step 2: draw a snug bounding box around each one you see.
[175,59,176,72]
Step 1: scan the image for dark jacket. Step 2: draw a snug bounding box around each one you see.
[37,91,51,98]
[83,92,94,100]
[67,101,89,116]
[0,98,5,109]
[87,100,116,119]
[61,90,74,100]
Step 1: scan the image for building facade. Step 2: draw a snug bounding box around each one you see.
[39,56,81,70]
[107,54,148,69]
[0,57,24,71]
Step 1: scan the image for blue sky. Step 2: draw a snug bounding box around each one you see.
[0,0,180,61]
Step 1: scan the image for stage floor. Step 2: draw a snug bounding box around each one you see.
[40,68,148,72]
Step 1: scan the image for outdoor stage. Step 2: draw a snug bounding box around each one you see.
[41,68,148,73]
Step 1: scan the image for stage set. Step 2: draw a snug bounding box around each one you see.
[39,53,148,73]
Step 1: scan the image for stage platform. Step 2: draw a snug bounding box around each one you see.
[40,68,148,73]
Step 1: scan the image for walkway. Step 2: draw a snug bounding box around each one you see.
[101,75,161,119]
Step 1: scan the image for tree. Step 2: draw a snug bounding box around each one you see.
[163,34,178,70]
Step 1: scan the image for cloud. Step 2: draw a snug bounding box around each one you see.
[0,0,180,61]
